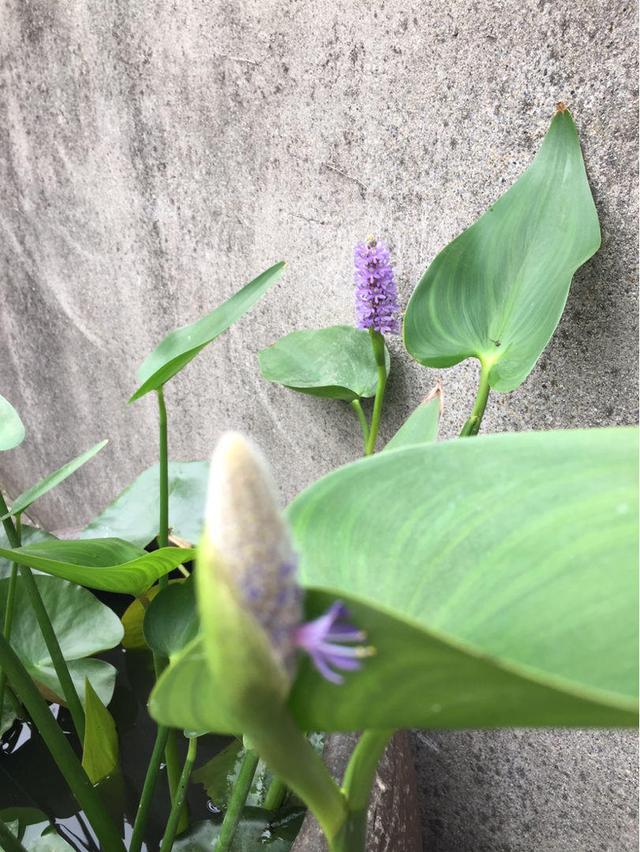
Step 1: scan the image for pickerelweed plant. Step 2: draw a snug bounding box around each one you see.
[0,105,637,852]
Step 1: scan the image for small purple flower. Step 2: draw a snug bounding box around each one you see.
[293,600,375,685]
[354,238,401,335]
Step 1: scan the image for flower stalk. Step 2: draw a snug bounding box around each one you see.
[460,360,492,437]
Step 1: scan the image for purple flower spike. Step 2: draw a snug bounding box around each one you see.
[354,238,401,335]
[293,601,375,685]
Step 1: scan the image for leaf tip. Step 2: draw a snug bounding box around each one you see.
[422,381,444,415]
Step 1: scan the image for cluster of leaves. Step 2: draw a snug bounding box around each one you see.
[0,108,637,852]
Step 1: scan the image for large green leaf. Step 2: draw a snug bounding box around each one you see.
[81,461,209,548]
[130,262,285,402]
[383,385,442,451]
[150,428,637,733]
[259,326,390,401]
[1,441,108,520]
[144,579,198,658]
[0,574,122,727]
[0,395,25,452]
[0,539,194,596]
[0,525,54,579]
[403,108,601,392]
[81,679,119,784]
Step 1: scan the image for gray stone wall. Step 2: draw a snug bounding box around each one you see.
[0,1,637,848]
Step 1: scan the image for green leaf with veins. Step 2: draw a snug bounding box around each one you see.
[130,262,285,401]
[0,538,194,596]
[1,441,108,520]
[259,326,390,401]
[403,108,601,392]
[81,462,209,548]
[149,428,637,734]
[0,574,122,730]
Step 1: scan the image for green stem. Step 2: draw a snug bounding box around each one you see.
[0,497,85,741]
[19,566,86,742]
[157,386,170,559]
[129,724,171,852]
[365,331,388,455]
[216,749,260,852]
[159,736,198,852]
[350,399,370,452]
[0,817,28,852]
[263,775,288,811]
[0,563,19,718]
[460,360,491,437]
[246,712,347,842]
[331,730,393,852]
[0,631,125,851]
[155,387,187,826]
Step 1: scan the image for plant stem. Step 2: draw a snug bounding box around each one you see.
[157,386,170,561]
[0,817,29,852]
[0,563,19,719]
[216,749,260,852]
[460,360,492,437]
[129,723,170,852]
[0,497,86,741]
[0,631,125,851]
[19,566,86,741]
[365,331,388,455]
[331,730,393,852]
[263,775,288,811]
[154,387,186,822]
[159,736,198,852]
[246,712,347,843]
[350,399,370,452]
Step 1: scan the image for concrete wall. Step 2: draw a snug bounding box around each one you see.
[1,0,637,848]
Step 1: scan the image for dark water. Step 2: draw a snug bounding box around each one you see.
[0,589,229,851]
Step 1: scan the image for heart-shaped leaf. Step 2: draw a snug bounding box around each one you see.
[130,262,285,402]
[1,441,108,520]
[82,678,119,785]
[0,539,194,596]
[149,428,637,734]
[259,326,390,401]
[144,579,198,658]
[0,395,25,452]
[383,385,442,451]
[0,574,122,729]
[81,462,209,548]
[403,108,601,392]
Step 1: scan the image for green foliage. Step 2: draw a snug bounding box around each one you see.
[383,386,442,451]
[0,574,122,731]
[403,109,601,392]
[81,679,119,784]
[0,538,195,596]
[172,810,304,851]
[81,461,209,548]
[149,428,637,734]
[0,395,25,452]
[1,441,108,520]
[130,263,286,401]
[0,525,54,580]
[144,579,198,659]
[259,326,390,401]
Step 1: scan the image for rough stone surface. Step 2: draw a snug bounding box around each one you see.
[0,0,637,849]
[292,732,422,852]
